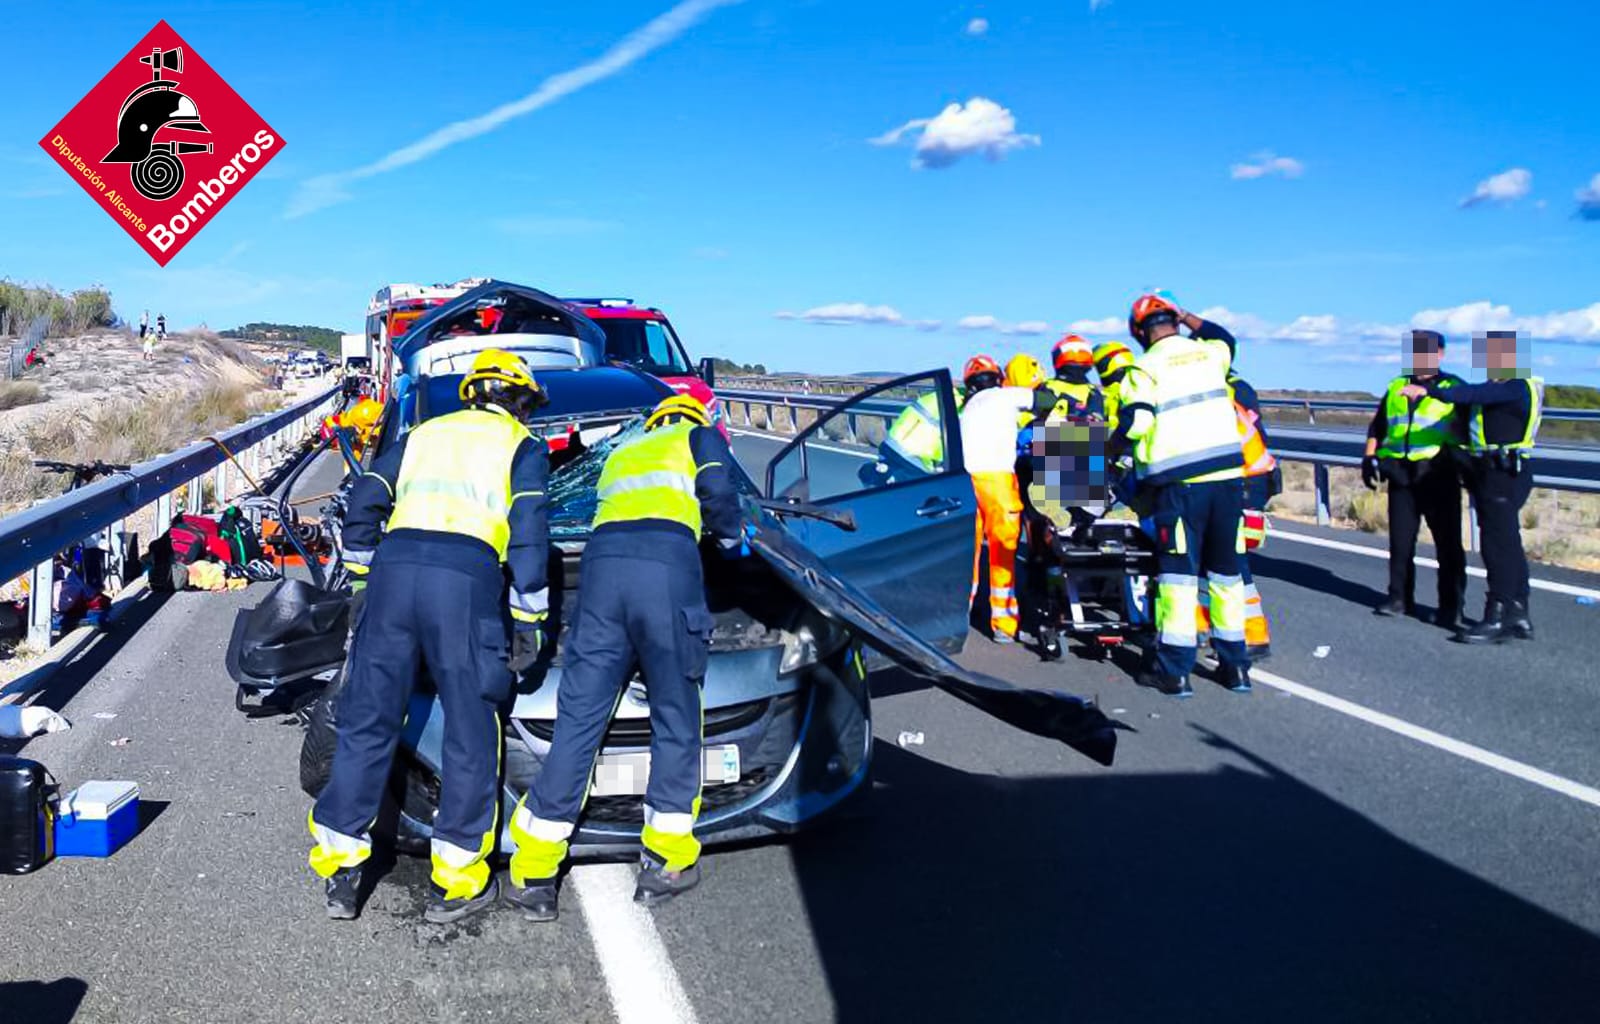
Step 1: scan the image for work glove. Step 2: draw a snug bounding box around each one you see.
[510,616,547,673]
[0,705,71,739]
[1361,455,1381,491]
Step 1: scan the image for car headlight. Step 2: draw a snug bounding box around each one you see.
[779,616,849,675]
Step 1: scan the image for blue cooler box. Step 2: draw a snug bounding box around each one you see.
[55,781,140,857]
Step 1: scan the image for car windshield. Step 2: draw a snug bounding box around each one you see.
[598,318,691,376]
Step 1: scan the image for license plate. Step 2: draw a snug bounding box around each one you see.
[589,745,741,797]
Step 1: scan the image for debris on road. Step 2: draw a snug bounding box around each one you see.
[108,736,131,747]
[221,810,256,819]
[1577,596,1598,606]
[896,730,924,748]
[1111,707,1127,715]
[92,712,117,720]
[1313,645,1331,658]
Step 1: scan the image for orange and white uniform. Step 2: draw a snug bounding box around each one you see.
[960,386,1034,640]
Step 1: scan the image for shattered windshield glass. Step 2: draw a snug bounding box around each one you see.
[546,420,645,537]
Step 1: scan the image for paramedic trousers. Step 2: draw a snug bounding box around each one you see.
[1384,456,1466,617]
[1151,479,1250,679]
[310,534,511,901]
[970,471,1023,639]
[509,526,712,883]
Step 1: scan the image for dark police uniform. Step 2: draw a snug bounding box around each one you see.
[508,418,742,887]
[1422,375,1543,636]
[310,404,549,903]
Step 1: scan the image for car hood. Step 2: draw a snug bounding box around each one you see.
[745,514,1121,766]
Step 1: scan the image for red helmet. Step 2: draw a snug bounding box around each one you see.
[1051,334,1094,371]
[962,354,1001,386]
[1128,292,1181,341]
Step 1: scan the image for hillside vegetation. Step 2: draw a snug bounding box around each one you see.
[0,280,116,337]
[221,322,345,354]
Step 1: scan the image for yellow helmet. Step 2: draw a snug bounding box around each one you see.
[1005,353,1044,389]
[1092,340,1135,381]
[645,393,711,431]
[459,348,547,416]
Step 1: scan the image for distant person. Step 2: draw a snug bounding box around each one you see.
[1403,330,1544,644]
[138,309,149,340]
[1362,330,1467,628]
[156,314,167,342]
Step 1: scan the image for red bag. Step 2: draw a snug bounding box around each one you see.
[168,514,232,565]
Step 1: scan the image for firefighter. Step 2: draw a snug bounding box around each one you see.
[961,355,1035,642]
[1114,293,1251,697]
[1403,330,1543,644]
[871,385,961,484]
[505,394,744,920]
[1093,340,1137,426]
[1361,329,1467,627]
[309,348,551,924]
[1034,334,1105,423]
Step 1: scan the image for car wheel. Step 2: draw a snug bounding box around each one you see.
[298,666,345,798]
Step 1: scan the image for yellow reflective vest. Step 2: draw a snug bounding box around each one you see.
[884,391,958,471]
[1377,376,1461,461]
[387,407,532,559]
[1120,334,1245,486]
[592,421,703,534]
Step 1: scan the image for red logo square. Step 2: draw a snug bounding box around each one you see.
[38,20,285,266]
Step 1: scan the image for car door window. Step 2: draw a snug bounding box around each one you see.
[766,372,959,503]
[642,321,690,374]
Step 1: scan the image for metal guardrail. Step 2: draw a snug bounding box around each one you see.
[716,386,1600,533]
[1,383,341,648]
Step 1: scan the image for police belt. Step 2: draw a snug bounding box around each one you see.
[1470,449,1527,474]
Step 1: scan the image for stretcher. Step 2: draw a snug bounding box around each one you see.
[1022,507,1157,659]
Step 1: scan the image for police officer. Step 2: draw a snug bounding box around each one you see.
[1361,329,1467,627]
[1114,293,1251,697]
[1403,330,1543,643]
[309,348,551,923]
[505,394,743,920]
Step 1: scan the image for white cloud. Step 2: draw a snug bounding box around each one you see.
[1066,316,1125,337]
[911,319,944,332]
[957,314,1000,331]
[1460,167,1532,208]
[1230,152,1305,181]
[493,216,620,236]
[775,303,907,326]
[870,97,1040,170]
[954,314,1052,335]
[964,17,989,36]
[1411,301,1600,342]
[1576,173,1600,222]
[285,0,742,217]
[1004,320,1051,336]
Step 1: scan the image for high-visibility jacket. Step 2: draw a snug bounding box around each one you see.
[1119,334,1245,487]
[1376,376,1461,461]
[1032,377,1104,424]
[593,421,705,534]
[1469,377,1543,454]
[388,408,533,559]
[885,391,960,471]
[1225,377,1277,479]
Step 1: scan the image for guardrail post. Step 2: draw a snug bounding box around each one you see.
[187,476,205,515]
[27,558,52,649]
[108,517,126,582]
[1314,462,1331,526]
[156,492,173,534]
[214,461,228,507]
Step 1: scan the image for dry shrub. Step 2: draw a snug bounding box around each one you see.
[0,381,46,411]
[1343,489,1388,533]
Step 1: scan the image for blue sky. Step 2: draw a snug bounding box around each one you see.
[4,0,1598,391]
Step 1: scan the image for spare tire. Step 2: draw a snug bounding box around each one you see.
[298,663,346,797]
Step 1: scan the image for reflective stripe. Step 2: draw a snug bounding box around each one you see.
[888,393,946,468]
[597,469,697,501]
[1208,573,1243,588]
[1378,377,1461,460]
[512,801,573,842]
[1470,378,1543,453]
[362,471,394,498]
[342,547,374,567]
[1158,573,1199,588]
[508,796,570,884]
[509,587,549,616]
[643,805,696,835]
[1156,387,1230,413]
[307,810,371,878]
[1143,441,1247,480]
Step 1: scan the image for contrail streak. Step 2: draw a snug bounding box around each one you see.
[286,0,742,218]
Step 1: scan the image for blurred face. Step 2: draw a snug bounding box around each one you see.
[1030,423,1109,507]
[1473,333,1522,376]
[1406,342,1441,375]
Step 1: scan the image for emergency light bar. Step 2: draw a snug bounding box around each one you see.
[562,297,634,308]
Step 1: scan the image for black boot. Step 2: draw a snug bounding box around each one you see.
[1216,664,1252,694]
[1136,667,1193,698]
[634,855,701,907]
[324,866,362,920]
[1372,597,1407,617]
[1456,599,1509,645]
[1505,601,1534,640]
[424,876,500,924]
[1039,626,1062,662]
[1430,604,1464,632]
[504,875,560,922]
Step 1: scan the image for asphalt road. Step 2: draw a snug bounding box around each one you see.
[3,441,1598,1023]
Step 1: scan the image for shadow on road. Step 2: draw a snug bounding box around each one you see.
[1249,550,1389,611]
[0,978,88,1024]
[789,733,1599,1023]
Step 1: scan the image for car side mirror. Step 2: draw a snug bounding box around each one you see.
[698,357,716,388]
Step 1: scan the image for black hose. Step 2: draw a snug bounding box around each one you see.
[274,434,335,591]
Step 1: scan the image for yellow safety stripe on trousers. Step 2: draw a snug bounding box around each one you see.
[641,688,705,872]
[1206,573,1248,641]
[1156,573,1199,647]
[429,704,503,900]
[307,809,372,878]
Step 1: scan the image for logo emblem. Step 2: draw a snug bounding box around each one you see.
[39,21,284,266]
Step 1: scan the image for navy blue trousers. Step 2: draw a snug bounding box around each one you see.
[526,527,713,827]
[314,535,511,855]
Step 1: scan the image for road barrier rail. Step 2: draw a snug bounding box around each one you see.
[1,383,341,649]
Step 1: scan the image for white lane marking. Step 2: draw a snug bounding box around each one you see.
[1272,527,1600,600]
[1251,667,1600,810]
[572,863,700,1024]
[728,427,875,461]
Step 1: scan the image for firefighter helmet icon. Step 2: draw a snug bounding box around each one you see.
[101,45,214,201]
